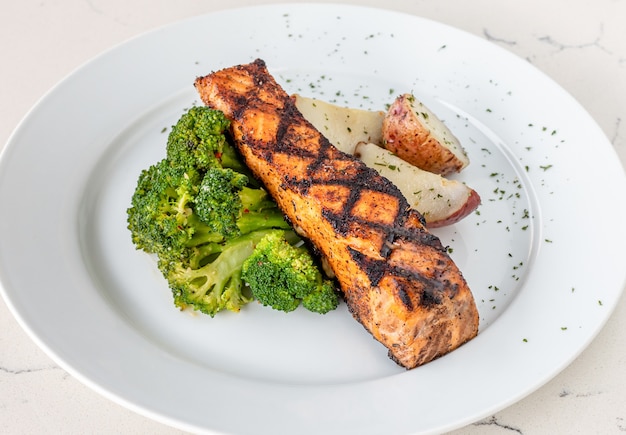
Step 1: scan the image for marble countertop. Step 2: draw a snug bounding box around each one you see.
[1,0,625,433]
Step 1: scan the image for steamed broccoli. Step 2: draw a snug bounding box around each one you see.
[126,159,221,262]
[167,230,271,316]
[128,105,338,317]
[165,106,231,171]
[195,167,287,238]
[241,230,339,314]
[165,106,251,176]
[127,106,292,316]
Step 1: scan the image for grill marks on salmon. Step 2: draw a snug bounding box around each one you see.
[195,59,479,368]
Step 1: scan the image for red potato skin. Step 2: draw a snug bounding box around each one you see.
[383,95,468,176]
[427,189,481,228]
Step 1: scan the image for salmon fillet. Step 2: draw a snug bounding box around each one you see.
[195,59,479,368]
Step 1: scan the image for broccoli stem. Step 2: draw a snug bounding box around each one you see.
[219,141,247,172]
[236,208,292,235]
[184,213,225,247]
[170,229,276,306]
[239,186,276,212]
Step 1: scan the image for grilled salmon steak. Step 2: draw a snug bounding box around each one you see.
[195,59,479,368]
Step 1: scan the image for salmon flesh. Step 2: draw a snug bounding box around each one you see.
[195,59,479,368]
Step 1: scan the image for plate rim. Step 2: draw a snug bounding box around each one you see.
[1,3,625,434]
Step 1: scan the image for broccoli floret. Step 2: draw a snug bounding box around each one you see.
[127,159,223,260]
[194,167,248,237]
[167,230,274,316]
[242,230,339,314]
[166,106,231,172]
[301,280,341,314]
[220,140,251,173]
[195,167,290,238]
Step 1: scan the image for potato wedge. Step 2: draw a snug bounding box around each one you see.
[354,142,480,227]
[383,94,469,176]
[293,94,384,154]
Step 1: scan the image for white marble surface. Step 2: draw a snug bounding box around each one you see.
[1,0,625,434]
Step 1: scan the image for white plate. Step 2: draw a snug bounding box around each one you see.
[1,4,625,434]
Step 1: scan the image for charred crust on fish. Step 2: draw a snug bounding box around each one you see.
[194,59,479,369]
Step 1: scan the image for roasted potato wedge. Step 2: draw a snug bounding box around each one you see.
[293,94,384,154]
[354,142,480,227]
[383,93,469,176]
